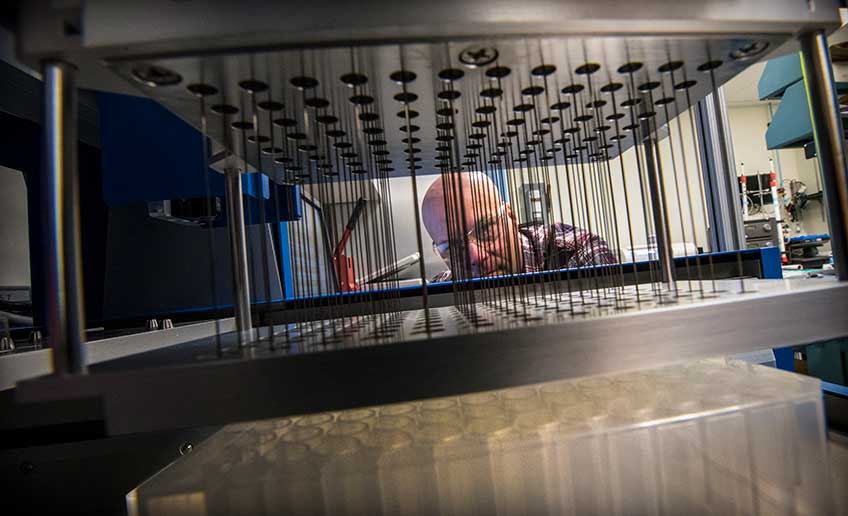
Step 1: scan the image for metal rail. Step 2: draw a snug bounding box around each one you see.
[15,279,848,435]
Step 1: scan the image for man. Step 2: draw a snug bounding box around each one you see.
[421,172,617,282]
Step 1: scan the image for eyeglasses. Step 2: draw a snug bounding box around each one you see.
[432,204,507,259]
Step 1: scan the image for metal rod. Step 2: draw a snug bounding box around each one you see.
[799,31,848,281]
[641,117,676,292]
[43,60,86,375]
[225,168,254,343]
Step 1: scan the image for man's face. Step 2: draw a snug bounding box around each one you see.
[422,174,522,278]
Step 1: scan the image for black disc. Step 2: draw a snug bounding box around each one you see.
[485,66,511,79]
[290,76,319,89]
[349,94,374,105]
[600,82,624,93]
[437,90,461,101]
[637,81,661,92]
[187,83,218,97]
[658,61,684,73]
[575,63,601,75]
[340,72,368,87]
[390,70,417,83]
[617,62,643,74]
[257,100,284,111]
[531,64,557,77]
[231,120,254,130]
[239,79,268,93]
[394,92,418,103]
[438,68,465,81]
[274,117,298,127]
[521,85,544,96]
[561,84,585,95]
[480,87,503,98]
[396,109,418,119]
[304,97,330,108]
[211,104,238,115]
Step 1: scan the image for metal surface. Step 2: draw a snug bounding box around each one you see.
[697,88,745,252]
[224,169,254,342]
[641,118,676,291]
[800,31,848,280]
[42,60,87,375]
[17,1,843,61]
[0,319,235,390]
[15,279,848,434]
[93,36,787,185]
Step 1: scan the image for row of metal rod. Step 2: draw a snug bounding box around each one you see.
[41,31,848,374]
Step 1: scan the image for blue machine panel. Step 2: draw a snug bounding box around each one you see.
[97,91,300,223]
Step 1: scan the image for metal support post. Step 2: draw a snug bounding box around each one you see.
[224,168,254,343]
[696,88,745,252]
[800,31,848,280]
[43,60,87,374]
[641,120,676,292]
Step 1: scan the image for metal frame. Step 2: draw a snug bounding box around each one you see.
[224,168,254,343]
[697,88,746,252]
[17,1,842,63]
[16,3,848,436]
[15,279,848,434]
[42,60,87,375]
[0,319,235,390]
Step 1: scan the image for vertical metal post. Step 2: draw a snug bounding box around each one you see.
[800,31,848,281]
[43,61,86,374]
[641,121,676,292]
[696,89,745,252]
[225,168,254,343]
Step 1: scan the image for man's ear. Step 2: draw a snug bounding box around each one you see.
[504,202,517,221]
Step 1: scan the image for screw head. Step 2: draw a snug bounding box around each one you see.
[131,64,182,87]
[729,41,769,61]
[20,462,33,475]
[179,442,193,456]
[459,46,499,68]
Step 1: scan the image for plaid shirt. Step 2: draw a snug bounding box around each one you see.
[431,223,617,282]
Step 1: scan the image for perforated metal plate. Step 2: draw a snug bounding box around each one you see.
[110,35,782,183]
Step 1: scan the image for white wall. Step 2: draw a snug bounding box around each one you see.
[725,103,830,241]
[311,175,446,284]
[0,166,31,287]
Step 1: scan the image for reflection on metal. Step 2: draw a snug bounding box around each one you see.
[129,358,833,515]
[15,280,848,435]
[43,60,87,375]
[697,89,745,252]
[225,169,254,344]
[641,117,676,292]
[0,318,235,391]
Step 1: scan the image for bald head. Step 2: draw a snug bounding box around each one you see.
[422,172,503,241]
[421,172,521,278]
